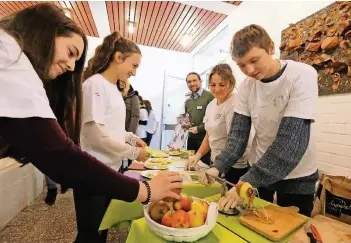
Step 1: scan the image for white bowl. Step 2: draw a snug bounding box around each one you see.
[144,197,218,242]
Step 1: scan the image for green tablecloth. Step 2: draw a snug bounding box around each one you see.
[125,218,248,243]
[99,183,222,230]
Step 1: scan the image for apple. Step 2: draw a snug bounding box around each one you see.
[189,210,206,227]
[161,210,173,227]
[179,194,192,212]
[171,210,190,228]
[163,188,182,202]
[173,200,182,211]
[150,201,170,223]
[191,200,208,217]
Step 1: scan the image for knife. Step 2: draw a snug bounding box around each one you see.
[304,224,323,243]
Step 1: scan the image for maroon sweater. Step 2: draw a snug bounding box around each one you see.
[0,117,139,202]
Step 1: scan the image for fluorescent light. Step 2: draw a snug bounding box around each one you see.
[64,9,72,19]
[129,11,135,22]
[128,22,134,34]
[181,34,192,47]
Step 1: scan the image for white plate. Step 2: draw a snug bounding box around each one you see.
[141,170,162,179]
[144,162,168,170]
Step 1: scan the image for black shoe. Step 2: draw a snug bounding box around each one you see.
[60,184,69,194]
[45,188,57,205]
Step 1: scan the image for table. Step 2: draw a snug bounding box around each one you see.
[124,194,308,243]
[99,159,222,230]
[125,218,249,243]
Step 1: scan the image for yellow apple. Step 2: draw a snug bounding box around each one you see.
[191,200,208,216]
[189,210,206,227]
[173,200,182,211]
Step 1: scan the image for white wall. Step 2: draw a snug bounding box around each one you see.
[223,1,351,176]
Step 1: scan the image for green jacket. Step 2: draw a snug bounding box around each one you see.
[185,90,214,139]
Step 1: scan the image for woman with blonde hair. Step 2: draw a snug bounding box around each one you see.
[185,63,253,185]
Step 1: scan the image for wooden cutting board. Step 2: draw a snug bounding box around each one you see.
[288,215,351,243]
[239,205,307,242]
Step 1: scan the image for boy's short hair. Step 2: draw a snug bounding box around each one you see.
[230,24,273,57]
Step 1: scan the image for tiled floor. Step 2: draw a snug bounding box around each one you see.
[0,190,129,243]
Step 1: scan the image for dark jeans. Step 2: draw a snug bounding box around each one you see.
[257,187,314,217]
[187,137,211,165]
[145,132,153,146]
[73,189,111,243]
[224,167,249,188]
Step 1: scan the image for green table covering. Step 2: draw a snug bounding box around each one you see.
[99,183,222,230]
[125,218,248,243]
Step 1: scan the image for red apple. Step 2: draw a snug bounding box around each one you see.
[171,210,190,228]
[179,194,193,212]
[189,210,206,227]
[150,201,170,223]
[163,188,182,202]
[161,210,173,227]
[173,200,182,211]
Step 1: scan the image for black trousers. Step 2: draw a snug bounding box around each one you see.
[73,189,111,243]
[145,132,153,146]
[224,167,249,188]
[187,137,211,165]
[257,187,314,217]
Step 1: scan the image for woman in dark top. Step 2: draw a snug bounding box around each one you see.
[0,2,182,225]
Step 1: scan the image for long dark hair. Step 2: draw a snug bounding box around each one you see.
[84,31,141,81]
[143,100,152,115]
[0,3,87,144]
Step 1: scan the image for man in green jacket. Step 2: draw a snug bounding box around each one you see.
[184,72,214,165]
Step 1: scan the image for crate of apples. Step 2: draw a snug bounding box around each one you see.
[144,190,218,242]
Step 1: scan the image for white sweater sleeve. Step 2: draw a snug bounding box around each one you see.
[125,132,138,146]
[81,121,139,160]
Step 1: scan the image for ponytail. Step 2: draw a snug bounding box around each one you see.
[84,31,141,80]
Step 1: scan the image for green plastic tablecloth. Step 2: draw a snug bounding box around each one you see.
[99,183,222,230]
[125,218,248,243]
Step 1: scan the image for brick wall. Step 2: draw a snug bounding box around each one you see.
[315,94,351,177]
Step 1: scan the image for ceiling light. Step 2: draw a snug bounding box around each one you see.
[64,9,72,19]
[128,22,134,34]
[181,34,192,47]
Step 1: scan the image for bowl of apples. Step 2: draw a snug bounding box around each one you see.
[144,190,218,242]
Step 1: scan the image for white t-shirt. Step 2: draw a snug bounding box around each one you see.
[80,74,127,170]
[0,31,55,119]
[204,95,252,169]
[146,110,157,134]
[235,60,317,179]
[136,108,148,138]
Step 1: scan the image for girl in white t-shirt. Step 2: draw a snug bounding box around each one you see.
[185,64,253,184]
[78,32,151,242]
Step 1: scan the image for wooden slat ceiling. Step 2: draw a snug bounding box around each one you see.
[0,1,99,37]
[0,1,243,53]
[224,1,242,6]
[106,1,231,52]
